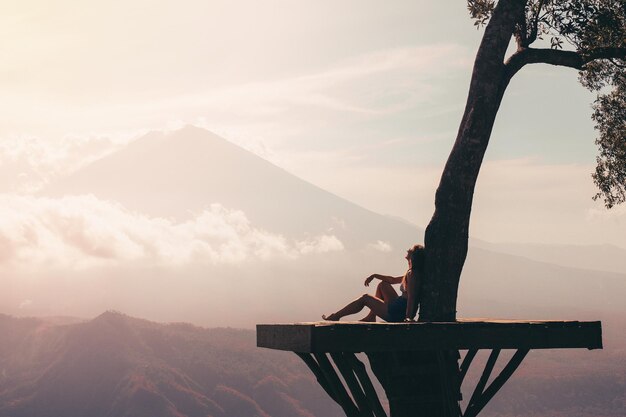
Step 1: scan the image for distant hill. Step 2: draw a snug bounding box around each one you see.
[0,312,624,417]
[471,240,626,275]
[0,311,341,417]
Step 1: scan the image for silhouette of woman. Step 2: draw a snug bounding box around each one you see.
[322,244,424,322]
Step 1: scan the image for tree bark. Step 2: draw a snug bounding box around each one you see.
[415,3,527,414]
[419,0,527,323]
[367,351,461,417]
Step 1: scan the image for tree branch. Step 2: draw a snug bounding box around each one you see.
[514,8,528,50]
[504,47,626,81]
[584,47,626,63]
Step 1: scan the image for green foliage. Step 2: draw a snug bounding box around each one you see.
[467,0,496,28]
[467,0,626,207]
[591,77,626,208]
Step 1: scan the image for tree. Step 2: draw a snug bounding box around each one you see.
[418,0,626,323]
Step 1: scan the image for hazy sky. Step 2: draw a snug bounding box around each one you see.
[1,0,624,248]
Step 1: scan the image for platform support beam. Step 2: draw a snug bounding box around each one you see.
[316,352,361,417]
[459,349,477,384]
[295,354,335,401]
[463,349,529,417]
[298,348,533,417]
[296,352,385,417]
[467,349,500,411]
[343,353,388,417]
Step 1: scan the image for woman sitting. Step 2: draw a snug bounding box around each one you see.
[322,244,424,322]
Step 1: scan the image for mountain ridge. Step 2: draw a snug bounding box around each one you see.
[41,125,626,272]
[0,311,339,417]
[1,311,624,417]
[42,125,420,248]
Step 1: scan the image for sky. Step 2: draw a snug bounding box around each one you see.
[1,0,624,250]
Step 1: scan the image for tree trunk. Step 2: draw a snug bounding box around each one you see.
[368,350,462,417]
[414,2,527,416]
[419,0,526,323]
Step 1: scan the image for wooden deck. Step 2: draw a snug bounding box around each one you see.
[257,319,602,353]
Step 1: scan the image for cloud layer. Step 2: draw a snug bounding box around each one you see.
[0,195,343,270]
[0,134,124,193]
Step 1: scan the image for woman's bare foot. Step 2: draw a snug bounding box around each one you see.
[322,313,340,321]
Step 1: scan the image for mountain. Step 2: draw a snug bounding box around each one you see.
[12,126,622,328]
[0,312,624,417]
[0,311,341,417]
[460,247,626,318]
[471,240,626,275]
[43,125,419,248]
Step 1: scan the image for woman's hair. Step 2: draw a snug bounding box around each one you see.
[408,244,425,272]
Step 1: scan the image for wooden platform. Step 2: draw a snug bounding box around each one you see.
[257,319,602,353]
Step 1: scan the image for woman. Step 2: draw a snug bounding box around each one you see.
[322,244,424,322]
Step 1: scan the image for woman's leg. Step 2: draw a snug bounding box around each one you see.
[323,293,391,322]
[360,281,398,322]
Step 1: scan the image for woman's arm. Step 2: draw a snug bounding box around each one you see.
[364,273,403,286]
[405,270,420,320]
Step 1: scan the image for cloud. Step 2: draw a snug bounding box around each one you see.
[370,240,393,253]
[190,44,470,120]
[0,195,344,270]
[0,43,469,194]
[297,235,345,255]
[0,133,126,193]
[1,42,470,152]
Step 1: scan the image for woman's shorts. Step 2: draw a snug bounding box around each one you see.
[387,296,407,322]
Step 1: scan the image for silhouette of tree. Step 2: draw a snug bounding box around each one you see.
[419,0,626,323]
